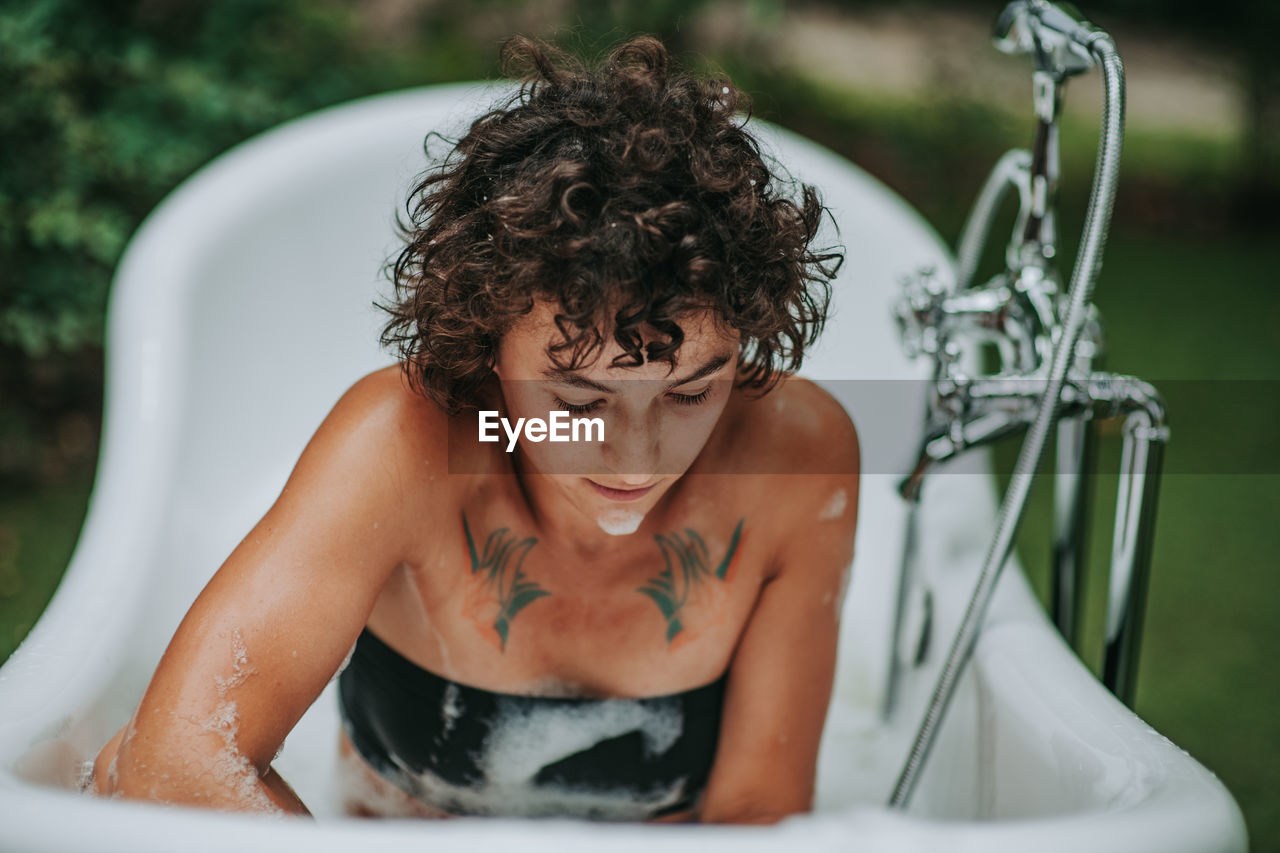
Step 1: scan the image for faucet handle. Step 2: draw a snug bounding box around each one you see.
[994,0,1099,78]
[895,266,952,358]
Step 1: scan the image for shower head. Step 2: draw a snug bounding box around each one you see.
[994,0,1102,78]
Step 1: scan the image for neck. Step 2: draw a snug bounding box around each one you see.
[512,453,669,560]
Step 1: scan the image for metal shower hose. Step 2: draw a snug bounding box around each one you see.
[888,32,1126,808]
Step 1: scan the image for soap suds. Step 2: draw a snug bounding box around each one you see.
[337,738,453,818]
[105,712,141,793]
[833,564,853,620]
[199,697,281,814]
[101,632,283,813]
[213,629,256,696]
[439,684,463,737]
[597,509,644,536]
[107,751,119,792]
[333,640,357,679]
[359,698,688,819]
[818,489,848,521]
[206,631,279,809]
[76,759,95,793]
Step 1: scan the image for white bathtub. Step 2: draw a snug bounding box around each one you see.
[0,84,1247,852]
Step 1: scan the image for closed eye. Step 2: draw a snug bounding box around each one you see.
[668,388,710,406]
[554,397,604,415]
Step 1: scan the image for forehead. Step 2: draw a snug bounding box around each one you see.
[502,299,738,375]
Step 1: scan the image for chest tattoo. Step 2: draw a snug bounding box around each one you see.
[461,512,551,651]
[637,519,745,644]
[459,514,746,651]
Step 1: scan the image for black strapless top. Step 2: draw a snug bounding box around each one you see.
[337,628,728,820]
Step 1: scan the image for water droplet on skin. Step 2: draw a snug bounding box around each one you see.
[833,566,853,620]
[818,489,847,521]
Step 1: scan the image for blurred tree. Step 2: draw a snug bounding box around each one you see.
[1085,0,1279,213]
[563,0,711,53]
[0,0,490,485]
[828,0,1273,211]
[0,0,492,362]
[0,0,359,357]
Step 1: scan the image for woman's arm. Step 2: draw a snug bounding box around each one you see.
[94,368,443,814]
[698,393,860,824]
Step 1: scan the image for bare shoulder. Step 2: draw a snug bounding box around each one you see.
[310,364,451,478]
[709,377,859,579]
[265,363,463,548]
[719,376,860,481]
[329,364,446,446]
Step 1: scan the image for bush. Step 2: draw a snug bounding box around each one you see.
[0,0,438,356]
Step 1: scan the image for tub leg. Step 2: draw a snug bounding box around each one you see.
[1051,411,1098,648]
[1102,413,1168,706]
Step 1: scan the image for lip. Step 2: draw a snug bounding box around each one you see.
[587,479,657,502]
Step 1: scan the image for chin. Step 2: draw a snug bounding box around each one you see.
[596,507,646,536]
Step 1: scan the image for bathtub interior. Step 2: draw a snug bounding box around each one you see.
[0,85,1244,848]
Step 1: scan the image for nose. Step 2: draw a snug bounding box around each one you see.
[603,414,660,483]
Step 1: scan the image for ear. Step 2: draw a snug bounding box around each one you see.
[490,341,504,379]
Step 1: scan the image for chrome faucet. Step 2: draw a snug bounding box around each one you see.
[888,0,1171,808]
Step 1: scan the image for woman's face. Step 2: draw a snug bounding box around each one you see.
[493,300,739,536]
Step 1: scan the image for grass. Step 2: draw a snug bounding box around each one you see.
[0,471,94,661]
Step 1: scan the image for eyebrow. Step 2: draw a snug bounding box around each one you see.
[669,354,732,388]
[541,353,733,394]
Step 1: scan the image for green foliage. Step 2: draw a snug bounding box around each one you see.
[0,473,93,661]
[560,0,731,53]
[0,0,482,358]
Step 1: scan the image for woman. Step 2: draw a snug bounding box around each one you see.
[91,35,860,824]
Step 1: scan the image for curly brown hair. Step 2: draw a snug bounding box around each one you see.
[378,35,843,413]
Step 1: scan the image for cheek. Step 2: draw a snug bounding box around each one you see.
[525,433,601,475]
[660,404,727,463]
[510,410,607,476]
[498,380,549,420]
